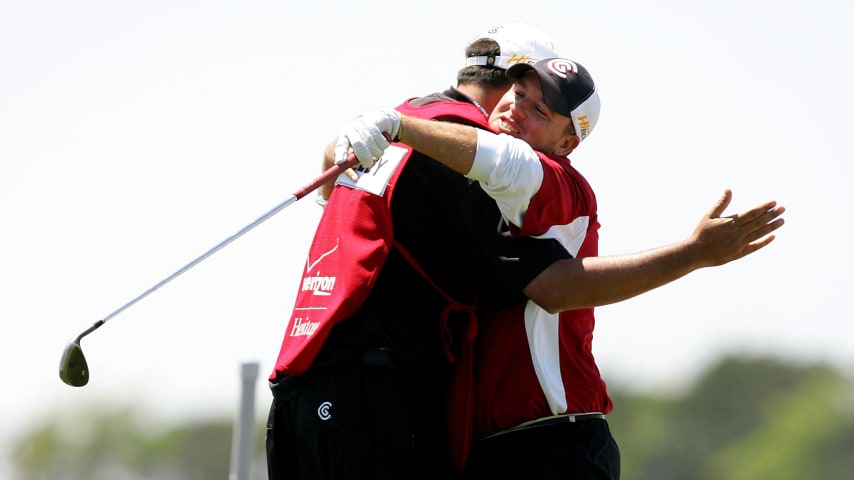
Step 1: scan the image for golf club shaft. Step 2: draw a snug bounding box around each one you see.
[87,156,359,334]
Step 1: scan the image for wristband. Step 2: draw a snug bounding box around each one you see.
[394,112,403,142]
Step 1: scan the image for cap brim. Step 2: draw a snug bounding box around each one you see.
[506,62,535,80]
[506,63,573,119]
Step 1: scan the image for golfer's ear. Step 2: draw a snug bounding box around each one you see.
[554,134,580,157]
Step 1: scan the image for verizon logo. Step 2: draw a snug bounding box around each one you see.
[302,275,336,296]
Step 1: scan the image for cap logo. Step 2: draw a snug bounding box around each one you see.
[577,115,591,139]
[507,54,535,65]
[546,58,578,79]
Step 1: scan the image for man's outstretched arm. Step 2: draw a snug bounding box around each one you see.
[524,189,785,313]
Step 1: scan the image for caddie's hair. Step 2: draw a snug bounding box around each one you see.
[457,38,514,89]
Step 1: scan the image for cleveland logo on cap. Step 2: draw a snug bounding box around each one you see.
[546,58,579,78]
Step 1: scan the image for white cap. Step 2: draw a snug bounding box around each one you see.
[465,22,559,70]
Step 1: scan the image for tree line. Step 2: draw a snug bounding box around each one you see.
[13,355,854,479]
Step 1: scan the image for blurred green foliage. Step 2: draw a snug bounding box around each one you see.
[13,355,854,479]
[11,406,261,479]
[609,356,854,479]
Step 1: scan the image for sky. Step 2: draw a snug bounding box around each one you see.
[2,0,852,475]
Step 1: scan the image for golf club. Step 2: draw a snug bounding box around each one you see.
[59,155,360,387]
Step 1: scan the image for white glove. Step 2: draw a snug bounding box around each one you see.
[334,108,401,168]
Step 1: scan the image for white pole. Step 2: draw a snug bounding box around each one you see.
[229,361,260,480]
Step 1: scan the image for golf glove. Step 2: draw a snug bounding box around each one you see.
[334,108,401,168]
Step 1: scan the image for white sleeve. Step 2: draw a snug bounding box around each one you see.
[466,130,544,228]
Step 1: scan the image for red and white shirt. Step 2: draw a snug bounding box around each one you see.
[467,131,612,438]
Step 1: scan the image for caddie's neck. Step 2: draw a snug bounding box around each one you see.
[457,83,509,117]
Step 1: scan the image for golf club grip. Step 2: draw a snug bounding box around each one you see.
[293,154,359,200]
[294,132,391,199]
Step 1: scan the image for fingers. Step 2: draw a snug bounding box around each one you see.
[732,199,780,225]
[344,167,359,182]
[334,119,391,168]
[707,189,733,219]
[335,132,373,168]
[691,191,785,267]
[333,137,352,165]
[737,234,776,259]
[741,211,785,244]
[738,204,785,234]
[711,190,785,240]
[732,205,785,261]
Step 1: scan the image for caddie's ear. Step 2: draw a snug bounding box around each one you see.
[553,134,580,157]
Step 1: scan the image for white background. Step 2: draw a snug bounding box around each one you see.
[2,0,852,475]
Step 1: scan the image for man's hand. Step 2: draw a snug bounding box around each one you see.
[334,108,401,168]
[690,189,786,267]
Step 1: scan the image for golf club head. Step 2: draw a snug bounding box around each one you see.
[59,340,89,387]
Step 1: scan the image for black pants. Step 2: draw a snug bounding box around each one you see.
[461,418,621,480]
[266,360,453,480]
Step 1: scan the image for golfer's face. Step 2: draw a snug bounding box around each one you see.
[488,71,572,154]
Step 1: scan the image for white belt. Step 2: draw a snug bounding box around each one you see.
[483,412,606,439]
